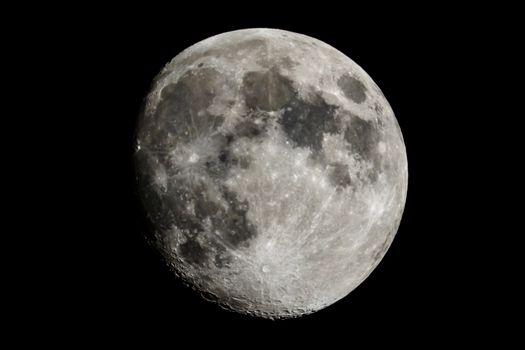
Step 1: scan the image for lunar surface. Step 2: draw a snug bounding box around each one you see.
[135,28,408,319]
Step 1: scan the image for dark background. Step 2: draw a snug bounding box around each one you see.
[15,4,511,344]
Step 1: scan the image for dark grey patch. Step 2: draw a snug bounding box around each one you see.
[279,56,298,69]
[366,166,379,182]
[169,186,205,221]
[203,114,268,177]
[192,186,220,219]
[203,153,234,178]
[242,69,293,111]
[218,152,227,163]
[234,120,266,138]
[200,135,230,179]
[328,162,351,189]
[179,239,208,266]
[159,186,217,266]
[343,115,383,182]
[160,68,219,119]
[138,65,262,268]
[165,182,258,266]
[237,155,251,169]
[203,121,265,178]
[344,115,379,161]
[280,93,339,155]
[337,74,367,103]
[212,245,233,268]
[213,149,251,171]
[197,62,204,67]
[147,68,225,155]
[211,186,258,248]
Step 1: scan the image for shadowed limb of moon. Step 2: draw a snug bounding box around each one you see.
[135,28,408,319]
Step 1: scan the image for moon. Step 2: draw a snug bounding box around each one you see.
[134,28,408,319]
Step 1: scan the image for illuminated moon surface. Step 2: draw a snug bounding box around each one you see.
[135,28,408,319]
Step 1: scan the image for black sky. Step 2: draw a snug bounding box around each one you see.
[11,4,510,345]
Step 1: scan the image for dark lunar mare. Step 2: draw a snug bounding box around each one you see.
[328,162,352,188]
[337,73,367,103]
[280,93,340,156]
[137,163,258,270]
[149,68,225,147]
[174,183,258,267]
[247,68,382,187]
[242,68,293,111]
[344,114,383,182]
[137,64,383,269]
[343,114,379,162]
[136,68,268,268]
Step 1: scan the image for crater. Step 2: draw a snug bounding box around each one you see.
[337,74,367,104]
